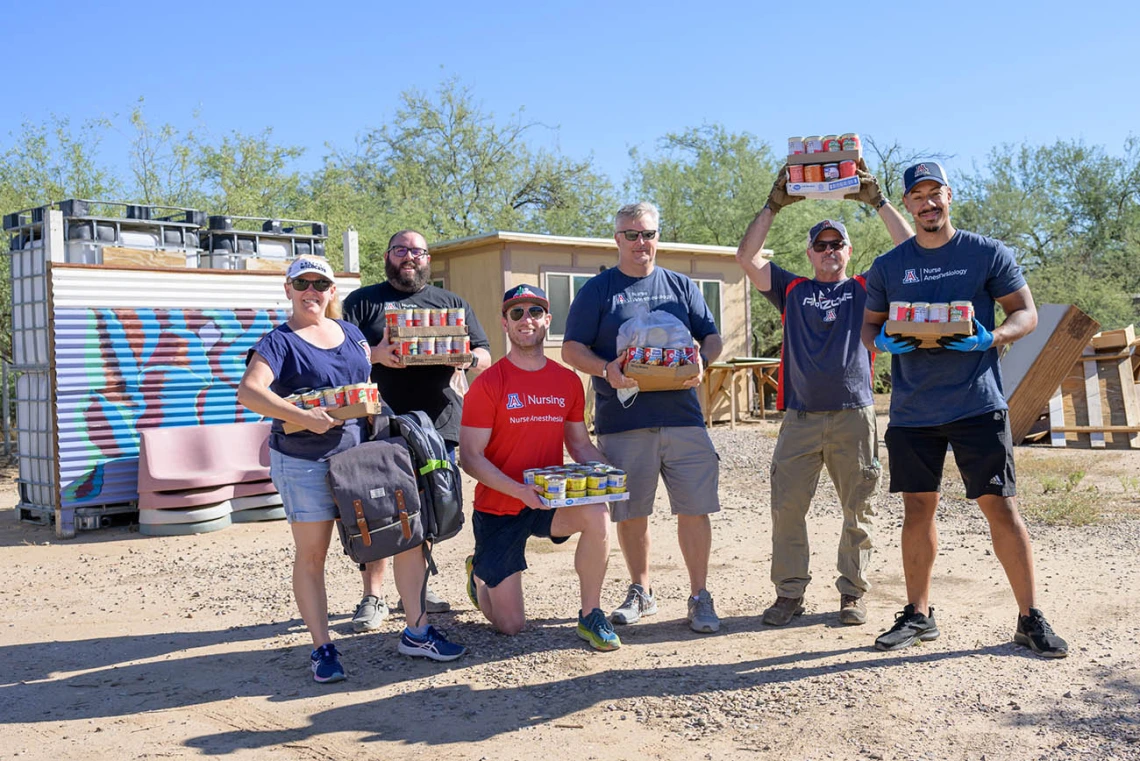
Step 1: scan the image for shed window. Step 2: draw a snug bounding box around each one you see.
[545,272,592,338]
[695,279,723,332]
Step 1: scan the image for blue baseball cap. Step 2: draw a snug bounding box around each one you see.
[502,283,550,313]
[904,161,950,194]
[807,219,849,247]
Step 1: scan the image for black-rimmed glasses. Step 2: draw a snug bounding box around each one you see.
[388,246,429,260]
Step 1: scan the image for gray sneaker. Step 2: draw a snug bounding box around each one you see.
[352,595,388,632]
[687,589,721,633]
[610,583,657,625]
[395,587,451,614]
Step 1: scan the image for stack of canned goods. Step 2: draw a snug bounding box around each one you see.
[283,382,379,409]
[523,461,628,501]
[888,300,974,323]
[398,335,472,357]
[787,133,860,183]
[625,345,698,367]
[384,307,466,328]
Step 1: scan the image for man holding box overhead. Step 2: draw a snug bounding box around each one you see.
[562,201,724,634]
[342,229,492,630]
[459,284,620,651]
[860,161,1068,658]
[736,164,913,628]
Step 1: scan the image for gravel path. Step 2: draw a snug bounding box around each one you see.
[1,423,1138,760]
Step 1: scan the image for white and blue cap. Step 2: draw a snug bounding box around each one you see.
[904,161,950,194]
[286,257,336,284]
[807,219,850,246]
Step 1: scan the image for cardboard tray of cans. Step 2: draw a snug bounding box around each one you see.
[389,325,469,338]
[539,491,630,508]
[624,362,700,391]
[399,352,473,367]
[884,320,974,349]
[785,145,863,199]
[283,400,384,434]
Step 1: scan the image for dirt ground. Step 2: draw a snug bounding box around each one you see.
[2,412,1139,761]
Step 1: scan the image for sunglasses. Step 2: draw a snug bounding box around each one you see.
[811,240,846,253]
[618,229,657,241]
[388,246,429,260]
[507,305,547,321]
[290,278,333,292]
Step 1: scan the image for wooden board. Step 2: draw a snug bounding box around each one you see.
[101,246,187,268]
[283,400,383,435]
[1090,324,1135,351]
[1003,304,1100,444]
[1052,349,1140,449]
[785,149,862,166]
[389,325,469,338]
[399,353,472,367]
[242,257,290,272]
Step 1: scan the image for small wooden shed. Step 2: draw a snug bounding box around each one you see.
[427,231,751,423]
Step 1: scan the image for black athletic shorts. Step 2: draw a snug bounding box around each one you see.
[472,508,570,588]
[884,410,1016,499]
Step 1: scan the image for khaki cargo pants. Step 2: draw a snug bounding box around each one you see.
[769,405,880,599]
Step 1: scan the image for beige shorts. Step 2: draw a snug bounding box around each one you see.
[597,426,720,522]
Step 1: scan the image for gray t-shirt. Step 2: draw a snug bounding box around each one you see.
[761,263,873,411]
[864,230,1026,427]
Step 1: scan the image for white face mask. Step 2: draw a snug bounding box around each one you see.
[617,386,638,408]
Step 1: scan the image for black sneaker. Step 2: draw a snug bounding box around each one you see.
[874,604,940,651]
[1014,608,1068,658]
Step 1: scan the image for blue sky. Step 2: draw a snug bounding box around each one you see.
[6,0,1138,190]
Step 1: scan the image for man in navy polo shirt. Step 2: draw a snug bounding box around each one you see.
[860,161,1068,658]
[736,166,912,627]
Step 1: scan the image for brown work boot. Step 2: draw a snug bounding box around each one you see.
[761,596,805,626]
[839,594,867,625]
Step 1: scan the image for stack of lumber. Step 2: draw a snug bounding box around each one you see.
[1045,325,1140,448]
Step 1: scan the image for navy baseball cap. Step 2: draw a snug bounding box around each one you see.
[904,161,950,194]
[807,219,849,247]
[502,283,550,313]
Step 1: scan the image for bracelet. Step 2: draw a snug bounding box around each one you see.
[876,197,890,209]
[602,361,611,381]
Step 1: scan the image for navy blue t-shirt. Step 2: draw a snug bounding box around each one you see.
[250,319,372,460]
[563,266,718,436]
[864,230,1026,427]
[762,263,873,412]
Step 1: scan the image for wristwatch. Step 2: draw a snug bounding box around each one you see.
[876,197,890,210]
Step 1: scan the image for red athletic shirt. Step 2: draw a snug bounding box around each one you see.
[461,357,585,516]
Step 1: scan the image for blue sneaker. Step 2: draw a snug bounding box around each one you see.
[310,643,346,683]
[398,626,468,662]
[577,608,621,651]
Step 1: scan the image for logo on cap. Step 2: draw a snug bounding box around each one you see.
[514,286,537,298]
[914,164,930,177]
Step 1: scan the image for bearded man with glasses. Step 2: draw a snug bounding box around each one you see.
[342,229,492,630]
[735,164,913,628]
[562,202,725,634]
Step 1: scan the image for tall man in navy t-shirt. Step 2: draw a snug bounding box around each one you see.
[562,202,725,634]
[861,161,1068,658]
[736,165,913,628]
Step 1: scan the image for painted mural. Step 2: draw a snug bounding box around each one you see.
[53,307,288,507]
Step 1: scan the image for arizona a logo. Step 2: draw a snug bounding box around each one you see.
[824,309,837,322]
[903,268,919,284]
[506,393,524,410]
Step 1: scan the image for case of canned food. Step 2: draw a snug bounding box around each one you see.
[884,300,975,349]
[524,462,631,507]
[383,307,475,365]
[785,133,863,200]
[622,345,701,391]
[281,383,382,433]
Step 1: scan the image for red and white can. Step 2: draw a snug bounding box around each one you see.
[643,347,663,366]
[823,135,842,152]
[662,348,682,367]
[840,133,861,151]
[950,301,974,322]
[457,336,471,354]
[625,346,645,365]
[399,308,413,327]
[787,136,805,155]
[911,302,931,323]
[681,346,699,365]
[344,384,369,405]
[804,164,824,182]
[804,135,824,154]
[888,302,912,321]
[401,338,419,356]
[838,160,857,178]
[421,336,436,355]
[449,308,466,326]
[823,163,840,181]
[366,383,379,404]
[413,308,430,327]
[384,308,400,327]
[928,303,950,323]
[788,164,805,183]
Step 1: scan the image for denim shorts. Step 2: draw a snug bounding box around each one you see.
[269,448,338,523]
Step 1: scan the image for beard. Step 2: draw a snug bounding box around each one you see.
[385,258,429,292]
[509,323,547,351]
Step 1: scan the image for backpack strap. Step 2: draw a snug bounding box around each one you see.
[776,277,811,411]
